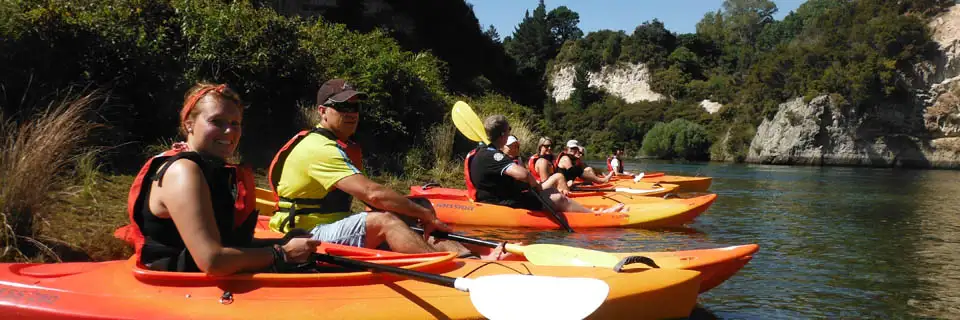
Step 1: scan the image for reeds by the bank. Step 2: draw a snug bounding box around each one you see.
[0,91,110,262]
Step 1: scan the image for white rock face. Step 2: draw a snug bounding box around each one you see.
[929,5,960,82]
[700,100,723,114]
[747,95,960,168]
[549,63,664,103]
[744,4,960,168]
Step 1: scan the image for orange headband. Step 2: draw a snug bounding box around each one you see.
[180,84,226,134]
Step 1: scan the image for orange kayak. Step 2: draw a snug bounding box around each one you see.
[479,243,757,293]
[612,174,712,192]
[253,216,755,294]
[0,243,701,319]
[257,187,715,228]
[404,186,716,229]
[410,182,679,199]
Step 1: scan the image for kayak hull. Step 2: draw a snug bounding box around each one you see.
[409,183,679,199]
[255,187,715,229]
[0,243,701,319]
[626,175,712,192]
[418,193,716,229]
[481,244,758,293]
[252,216,754,294]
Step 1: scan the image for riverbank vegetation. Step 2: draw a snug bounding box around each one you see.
[1,0,955,261]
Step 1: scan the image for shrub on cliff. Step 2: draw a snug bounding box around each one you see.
[641,119,711,160]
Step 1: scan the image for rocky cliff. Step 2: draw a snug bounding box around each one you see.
[548,63,664,103]
[745,4,960,168]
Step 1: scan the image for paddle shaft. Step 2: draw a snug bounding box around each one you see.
[571,187,617,192]
[313,253,456,288]
[527,185,575,232]
[409,226,500,248]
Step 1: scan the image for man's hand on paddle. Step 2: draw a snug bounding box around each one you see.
[419,209,453,242]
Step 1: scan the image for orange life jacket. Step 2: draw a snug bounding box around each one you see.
[527,153,555,183]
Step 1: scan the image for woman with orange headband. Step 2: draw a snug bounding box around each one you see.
[124,83,319,275]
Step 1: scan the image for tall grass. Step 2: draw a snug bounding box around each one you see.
[0,91,102,262]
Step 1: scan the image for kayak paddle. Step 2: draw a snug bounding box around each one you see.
[570,186,665,195]
[410,226,623,268]
[313,252,609,320]
[451,101,576,232]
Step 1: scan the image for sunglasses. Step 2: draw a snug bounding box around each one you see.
[326,101,362,113]
[541,144,553,148]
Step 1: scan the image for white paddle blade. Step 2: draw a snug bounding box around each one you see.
[616,187,664,195]
[460,275,609,320]
[633,172,645,183]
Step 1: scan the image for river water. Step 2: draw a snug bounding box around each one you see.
[454,161,960,319]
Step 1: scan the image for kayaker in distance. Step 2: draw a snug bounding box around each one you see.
[557,139,614,187]
[466,115,625,213]
[607,148,625,174]
[127,83,319,275]
[267,78,472,256]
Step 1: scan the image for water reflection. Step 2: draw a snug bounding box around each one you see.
[453,160,960,318]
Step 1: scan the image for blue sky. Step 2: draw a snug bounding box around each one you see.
[471,0,805,37]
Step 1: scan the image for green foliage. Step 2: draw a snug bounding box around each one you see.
[469,93,536,122]
[641,119,711,160]
[484,24,500,42]
[0,0,450,173]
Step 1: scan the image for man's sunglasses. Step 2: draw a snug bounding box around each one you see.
[326,100,362,113]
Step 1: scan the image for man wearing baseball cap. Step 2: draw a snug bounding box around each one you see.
[556,139,613,186]
[502,135,524,167]
[265,78,471,256]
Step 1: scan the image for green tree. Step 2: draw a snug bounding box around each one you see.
[641,119,711,160]
[547,5,583,45]
[570,64,591,109]
[504,1,551,73]
[484,24,500,42]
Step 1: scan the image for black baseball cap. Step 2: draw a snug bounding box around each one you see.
[317,78,367,104]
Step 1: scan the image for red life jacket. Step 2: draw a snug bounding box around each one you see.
[116,148,256,256]
[463,148,480,201]
[267,127,363,232]
[606,156,614,172]
[527,153,555,183]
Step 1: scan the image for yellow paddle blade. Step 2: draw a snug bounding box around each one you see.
[504,243,621,268]
[451,101,490,144]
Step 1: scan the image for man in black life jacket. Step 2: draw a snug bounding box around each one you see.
[466,115,624,213]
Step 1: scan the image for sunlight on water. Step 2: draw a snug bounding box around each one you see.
[452,161,960,319]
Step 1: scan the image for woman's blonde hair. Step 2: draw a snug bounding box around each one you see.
[179,82,243,137]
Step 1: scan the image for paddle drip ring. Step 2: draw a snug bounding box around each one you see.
[219,291,234,305]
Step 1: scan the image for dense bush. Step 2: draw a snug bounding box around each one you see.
[0,0,450,173]
[641,119,711,160]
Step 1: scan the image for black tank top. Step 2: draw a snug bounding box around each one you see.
[138,152,256,272]
[557,154,584,182]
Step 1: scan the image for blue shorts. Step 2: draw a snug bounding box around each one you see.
[309,212,368,247]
